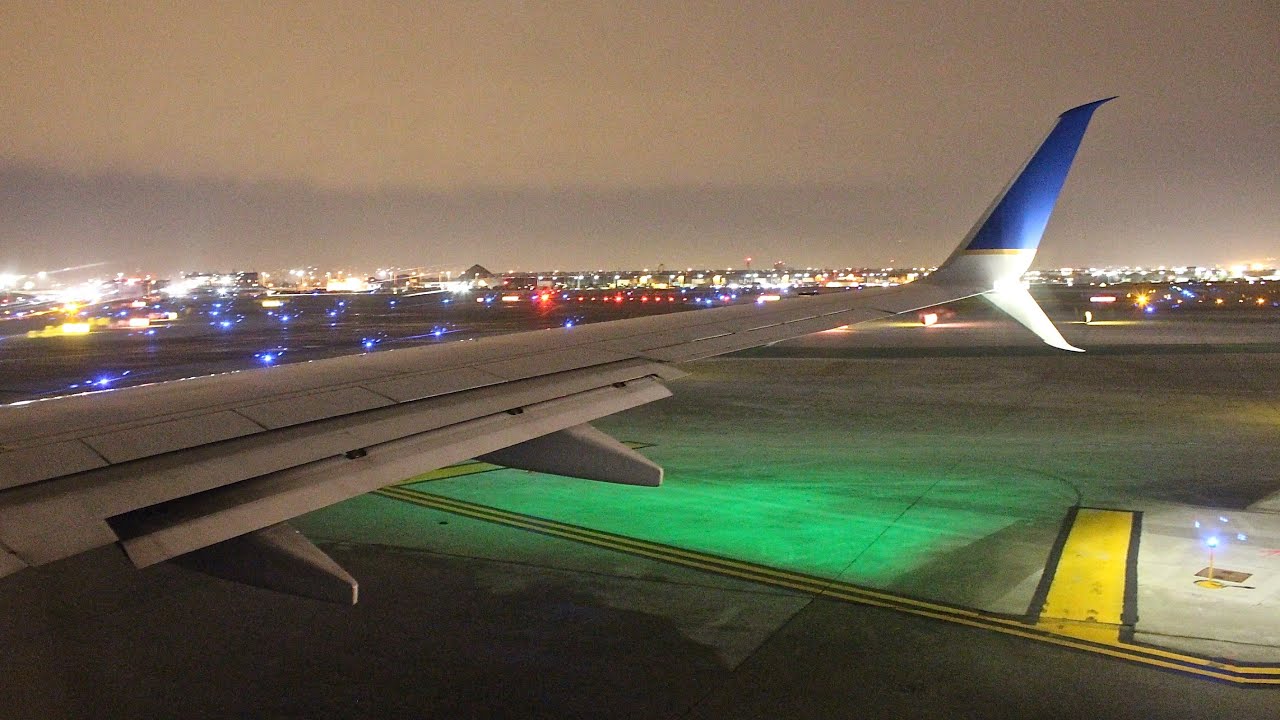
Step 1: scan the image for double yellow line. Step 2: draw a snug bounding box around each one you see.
[373,481,1280,685]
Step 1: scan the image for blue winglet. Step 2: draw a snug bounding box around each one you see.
[963,97,1115,252]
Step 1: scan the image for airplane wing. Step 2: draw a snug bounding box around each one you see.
[0,99,1113,603]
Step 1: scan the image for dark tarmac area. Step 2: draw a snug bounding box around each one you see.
[0,290,695,403]
[4,290,1280,719]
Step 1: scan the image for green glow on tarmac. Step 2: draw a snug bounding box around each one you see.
[411,461,1053,588]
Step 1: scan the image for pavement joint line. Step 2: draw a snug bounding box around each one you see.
[373,484,1280,684]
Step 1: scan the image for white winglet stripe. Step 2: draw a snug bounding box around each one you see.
[982,285,1084,353]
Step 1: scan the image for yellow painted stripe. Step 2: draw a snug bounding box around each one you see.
[392,461,500,485]
[371,486,1280,683]
[1039,509,1134,637]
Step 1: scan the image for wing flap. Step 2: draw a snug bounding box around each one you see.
[480,347,635,380]
[83,410,267,464]
[0,360,681,567]
[109,378,670,568]
[234,386,397,429]
[0,440,109,491]
[360,365,505,403]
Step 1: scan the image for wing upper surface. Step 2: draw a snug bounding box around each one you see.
[0,278,975,491]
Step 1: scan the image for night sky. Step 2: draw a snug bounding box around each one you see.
[1,2,1276,274]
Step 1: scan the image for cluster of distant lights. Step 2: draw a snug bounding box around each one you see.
[30,278,1280,384]
[1084,284,1278,320]
[53,294,465,367]
[235,289,743,366]
[474,290,757,306]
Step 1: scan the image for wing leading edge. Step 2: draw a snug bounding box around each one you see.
[0,100,1112,602]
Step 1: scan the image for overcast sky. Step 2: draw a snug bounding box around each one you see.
[1,2,1276,275]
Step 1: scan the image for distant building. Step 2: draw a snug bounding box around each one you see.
[458,264,494,281]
